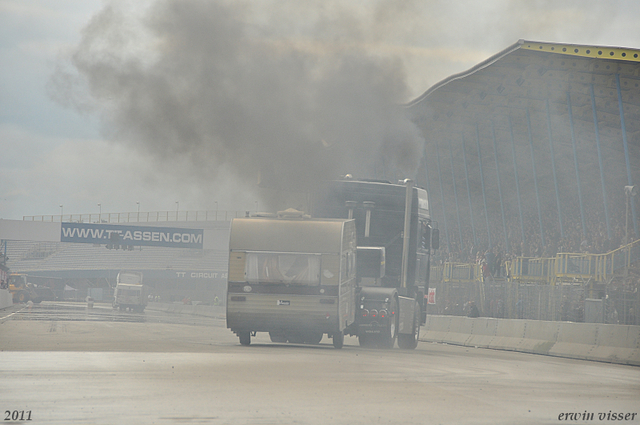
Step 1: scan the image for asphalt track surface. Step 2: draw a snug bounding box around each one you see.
[1,302,638,425]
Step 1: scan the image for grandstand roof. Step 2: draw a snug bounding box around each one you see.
[408,39,640,110]
[407,39,639,152]
[407,40,640,253]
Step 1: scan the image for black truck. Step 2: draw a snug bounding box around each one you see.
[310,177,439,349]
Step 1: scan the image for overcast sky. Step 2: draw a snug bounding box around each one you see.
[1,0,639,220]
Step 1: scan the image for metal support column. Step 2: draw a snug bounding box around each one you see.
[508,116,526,246]
[475,123,492,249]
[590,84,612,240]
[448,137,463,250]
[546,100,564,238]
[567,92,587,239]
[435,143,451,253]
[491,121,509,251]
[616,74,638,238]
[461,132,478,246]
[526,109,545,248]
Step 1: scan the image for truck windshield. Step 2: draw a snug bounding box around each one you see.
[246,252,320,285]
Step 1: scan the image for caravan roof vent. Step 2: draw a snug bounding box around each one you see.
[277,208,310,219]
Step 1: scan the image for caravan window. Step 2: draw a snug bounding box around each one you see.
[246,252,321,285]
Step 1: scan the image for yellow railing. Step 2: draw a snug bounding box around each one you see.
[442,262,480,282]
[509,257,557,284]
[556,239,640,283]
[432,239,640,285]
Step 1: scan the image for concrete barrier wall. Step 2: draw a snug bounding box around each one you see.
[488,320,526,352]
[466,318,499,348]
[588,325,640,364]
[143,304,640,366]
[421,315,640,366]
[0,289,13,310]
[520,320,560,355]
[445,316,474,345]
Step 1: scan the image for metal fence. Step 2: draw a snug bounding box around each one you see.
[23,210,249,223]
[427,278,639,325]
[427,240,640,325]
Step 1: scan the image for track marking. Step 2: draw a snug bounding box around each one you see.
[0,306,27,321]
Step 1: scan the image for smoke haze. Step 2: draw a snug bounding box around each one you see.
[14,0,634,219]
[52,0,428,210]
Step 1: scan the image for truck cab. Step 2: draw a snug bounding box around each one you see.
[311,178,439,349]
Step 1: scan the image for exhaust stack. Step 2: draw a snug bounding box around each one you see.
[400,179,413,289]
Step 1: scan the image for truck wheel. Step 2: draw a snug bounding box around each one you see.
[287,332,305,344]
[358,334,372,347]
[17,291,29,303]
[397,302,420,350]
[380,318,397,349]
[303,332,323,345]
[332,331,344,349]
[239,331,251,346]
[269,332,287,343]
[380,298,399,349]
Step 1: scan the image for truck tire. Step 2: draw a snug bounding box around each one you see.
[17,291,29,303]
[239,331,251,346]
[269,332,287,343]
[332,331,344,349]
[380,298,399,349]
[358,334,372,347]
[304,332,323,345]
[380,317,398,349]
[397,302,420,350]
[287,332,305,344]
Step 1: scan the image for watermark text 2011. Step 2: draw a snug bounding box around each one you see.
[4,410,32,421]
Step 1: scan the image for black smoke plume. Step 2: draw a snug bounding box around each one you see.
[52,0,425,210]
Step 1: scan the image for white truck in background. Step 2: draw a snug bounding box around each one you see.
[113,271,147,312]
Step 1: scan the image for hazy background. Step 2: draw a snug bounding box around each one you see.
[1,0,639,219]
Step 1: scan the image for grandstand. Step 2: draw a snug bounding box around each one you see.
[405,40,640,325]
[407,40,639,262]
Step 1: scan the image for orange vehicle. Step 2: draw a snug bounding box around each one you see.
[8,274,56,303]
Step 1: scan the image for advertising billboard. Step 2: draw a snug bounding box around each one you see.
[61,223,204,249]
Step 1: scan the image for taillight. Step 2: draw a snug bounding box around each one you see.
[379,309,388,319]
[362,309,369,317]
[370,309,378,318]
